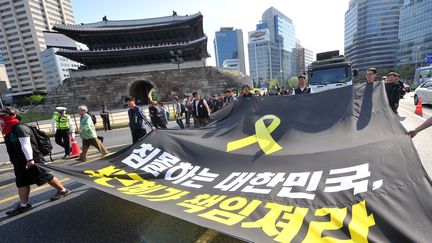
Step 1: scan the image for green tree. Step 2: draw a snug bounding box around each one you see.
[287,77,299,88]
[23,95,45,105]
[268,79,279,89]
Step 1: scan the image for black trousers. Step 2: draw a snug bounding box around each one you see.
[102,116,111,131]
[176,117,185,129]
[131,128,146,144]
[55,129,70,155]
[185,110,192,127]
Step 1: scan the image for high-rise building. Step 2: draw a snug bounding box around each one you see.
[396,0,432,68]
[248,28,282,87]
[296,41,314,75]
[261,7,297,79]
[214,27,246,74]
[344,0,403,70]
[0,0,75,97]
[40,48,80,92]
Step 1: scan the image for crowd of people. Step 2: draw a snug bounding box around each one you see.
[1,68,432,217]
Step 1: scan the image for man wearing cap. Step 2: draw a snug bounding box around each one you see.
[125,97,155,143]
[293,75,313,95]
[51,107,75,159]
[0,107,71,216]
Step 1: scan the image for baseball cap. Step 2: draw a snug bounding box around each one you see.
[56,107,67,112]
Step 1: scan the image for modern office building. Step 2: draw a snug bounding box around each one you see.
[344,0,403,70]
[248,28,282,87]
[40,48,80,92]
[0,0,75,97]
[214,27,246,74]
[296,41,314,75]
[396,0,432,68]
[261,7,297,79]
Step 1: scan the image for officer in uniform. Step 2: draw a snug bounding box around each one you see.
[51,107,75,159]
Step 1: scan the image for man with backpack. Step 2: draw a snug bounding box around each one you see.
[0,107,71,216]
[87,110,104,143]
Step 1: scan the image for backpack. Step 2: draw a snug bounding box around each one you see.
[24,125,53,161]
[88,112,97,125]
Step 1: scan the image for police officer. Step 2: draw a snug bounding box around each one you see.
[51,107,75,159]
[125,97,155,143]
[293,75,313,95]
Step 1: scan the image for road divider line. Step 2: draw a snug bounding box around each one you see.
[0,178,70,205]
[398,107,427,122]
[0,143,130,167]
[195,229,219,243]
[0,182,15,190]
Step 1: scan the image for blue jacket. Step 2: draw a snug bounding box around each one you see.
[128,106,152,130]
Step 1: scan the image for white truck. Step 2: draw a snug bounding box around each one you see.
[307,51,358,93]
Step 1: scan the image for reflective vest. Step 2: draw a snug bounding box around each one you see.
[53,112,70,130]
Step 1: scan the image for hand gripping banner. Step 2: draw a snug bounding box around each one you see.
[46,82,432,243]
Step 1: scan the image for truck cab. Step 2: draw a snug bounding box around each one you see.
[307,51,356,93]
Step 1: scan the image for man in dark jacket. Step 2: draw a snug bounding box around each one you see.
[192,92,212,128]
[293,75,313,95]
[0,107,70,216]
[126,97,155,143]
[385,72,401,114]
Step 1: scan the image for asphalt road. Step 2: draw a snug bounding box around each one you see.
[1,94,432,243]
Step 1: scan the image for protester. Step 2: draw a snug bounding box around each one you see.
[148,101,159,128]
[126,97,155,143]
[174,96,185,129]
[240,85,253,98]
[408,116,432,138]
[1,107,71,216]
[192,91,211,128]
[385,72,400,114]
[51,107,75,159]
[158,102,168,129]
[204,94,214,112]
[186,95,195,127]
[100,104,111,131]
[293,75,313,95]
[366,68,377,83]
[213,94,224,112]
[223,89,236,106]
[255,90,261,96]
[76,105,108,162]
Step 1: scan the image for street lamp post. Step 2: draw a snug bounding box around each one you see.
[170,50,185,97]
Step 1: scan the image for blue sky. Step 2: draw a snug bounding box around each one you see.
[71,0,350,69]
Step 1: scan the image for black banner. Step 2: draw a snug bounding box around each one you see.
[47,82,432,242]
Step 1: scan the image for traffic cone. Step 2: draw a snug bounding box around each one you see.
[69,135,81,158]
[415,97,423,116]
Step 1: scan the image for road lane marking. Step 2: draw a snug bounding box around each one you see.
[0,178,70,205]
[0,143,130,167]
[0,182,15,190]
[195,229,219,243]
[398,107,427,122]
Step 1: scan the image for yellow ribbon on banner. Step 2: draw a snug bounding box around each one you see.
[226,115,282,155]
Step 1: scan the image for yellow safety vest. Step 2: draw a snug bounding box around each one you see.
[53,112,70,130]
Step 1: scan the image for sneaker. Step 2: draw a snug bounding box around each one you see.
[63,155,71,159]
[6,203,32,216]
[50,189,71,201]
[75,158,86,162]
[101,153,109,158]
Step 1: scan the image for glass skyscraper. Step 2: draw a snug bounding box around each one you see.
[213,27,246,74]
[344,0,403,70]
[262,7,296,79]
[248,28,281,86]
[397,0,432,67]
